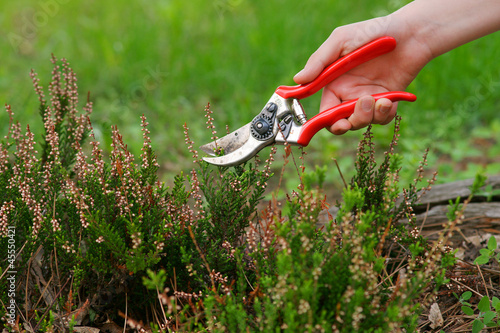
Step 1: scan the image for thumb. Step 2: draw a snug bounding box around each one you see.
[293,22,386,84]
[293,60,326,84]
[293,37,344,84]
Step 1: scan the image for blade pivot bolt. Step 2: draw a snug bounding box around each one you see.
[251,114,274,140]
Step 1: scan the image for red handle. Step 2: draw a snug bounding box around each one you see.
[275,36,397,100]
[296,91,417,146]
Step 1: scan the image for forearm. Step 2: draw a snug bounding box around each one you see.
[392,0,500,59]
[294,0,500,134]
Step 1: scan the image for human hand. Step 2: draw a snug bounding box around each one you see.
[293,17,432,135]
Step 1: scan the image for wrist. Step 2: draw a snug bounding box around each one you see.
[391,0,500,59]
[387,2,437,58]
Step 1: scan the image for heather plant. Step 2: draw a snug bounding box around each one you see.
[181,119,457,332]
[0,57,271,331]
[1,56,460,332]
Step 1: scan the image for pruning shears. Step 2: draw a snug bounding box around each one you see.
[200,36,417,166]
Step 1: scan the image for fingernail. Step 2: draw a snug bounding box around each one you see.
[378,104,390,114]
[294,69,304,78]
[361,97,374,112]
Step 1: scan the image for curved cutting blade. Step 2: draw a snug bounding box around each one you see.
[202,135,272,166]
[199,123,251,156]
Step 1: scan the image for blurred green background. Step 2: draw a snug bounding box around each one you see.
[1,0,499,194]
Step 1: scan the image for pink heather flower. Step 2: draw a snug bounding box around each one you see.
[0,201,14,237]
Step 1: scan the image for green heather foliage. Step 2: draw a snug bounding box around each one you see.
[1,58,457,332]
[198,122,455,332]
[0,58,270,331]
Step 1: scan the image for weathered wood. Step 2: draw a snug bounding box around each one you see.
[405,175,500,247]
[414,175,500,211]
[412,202,500,234]
[319,175,500,244]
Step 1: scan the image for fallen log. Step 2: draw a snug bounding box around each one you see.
[406,175,500,250]
[414,175,500,213]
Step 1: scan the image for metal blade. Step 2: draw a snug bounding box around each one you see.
[199,123,251,156]
[202,135,270,166]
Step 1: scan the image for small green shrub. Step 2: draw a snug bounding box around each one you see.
[193,119,457,332]
[0,57,271,331]
[456,202,500,333]
[456,291,500,332]
[1,56,458,332]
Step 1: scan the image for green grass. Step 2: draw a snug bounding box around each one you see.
[1,0,499,190]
